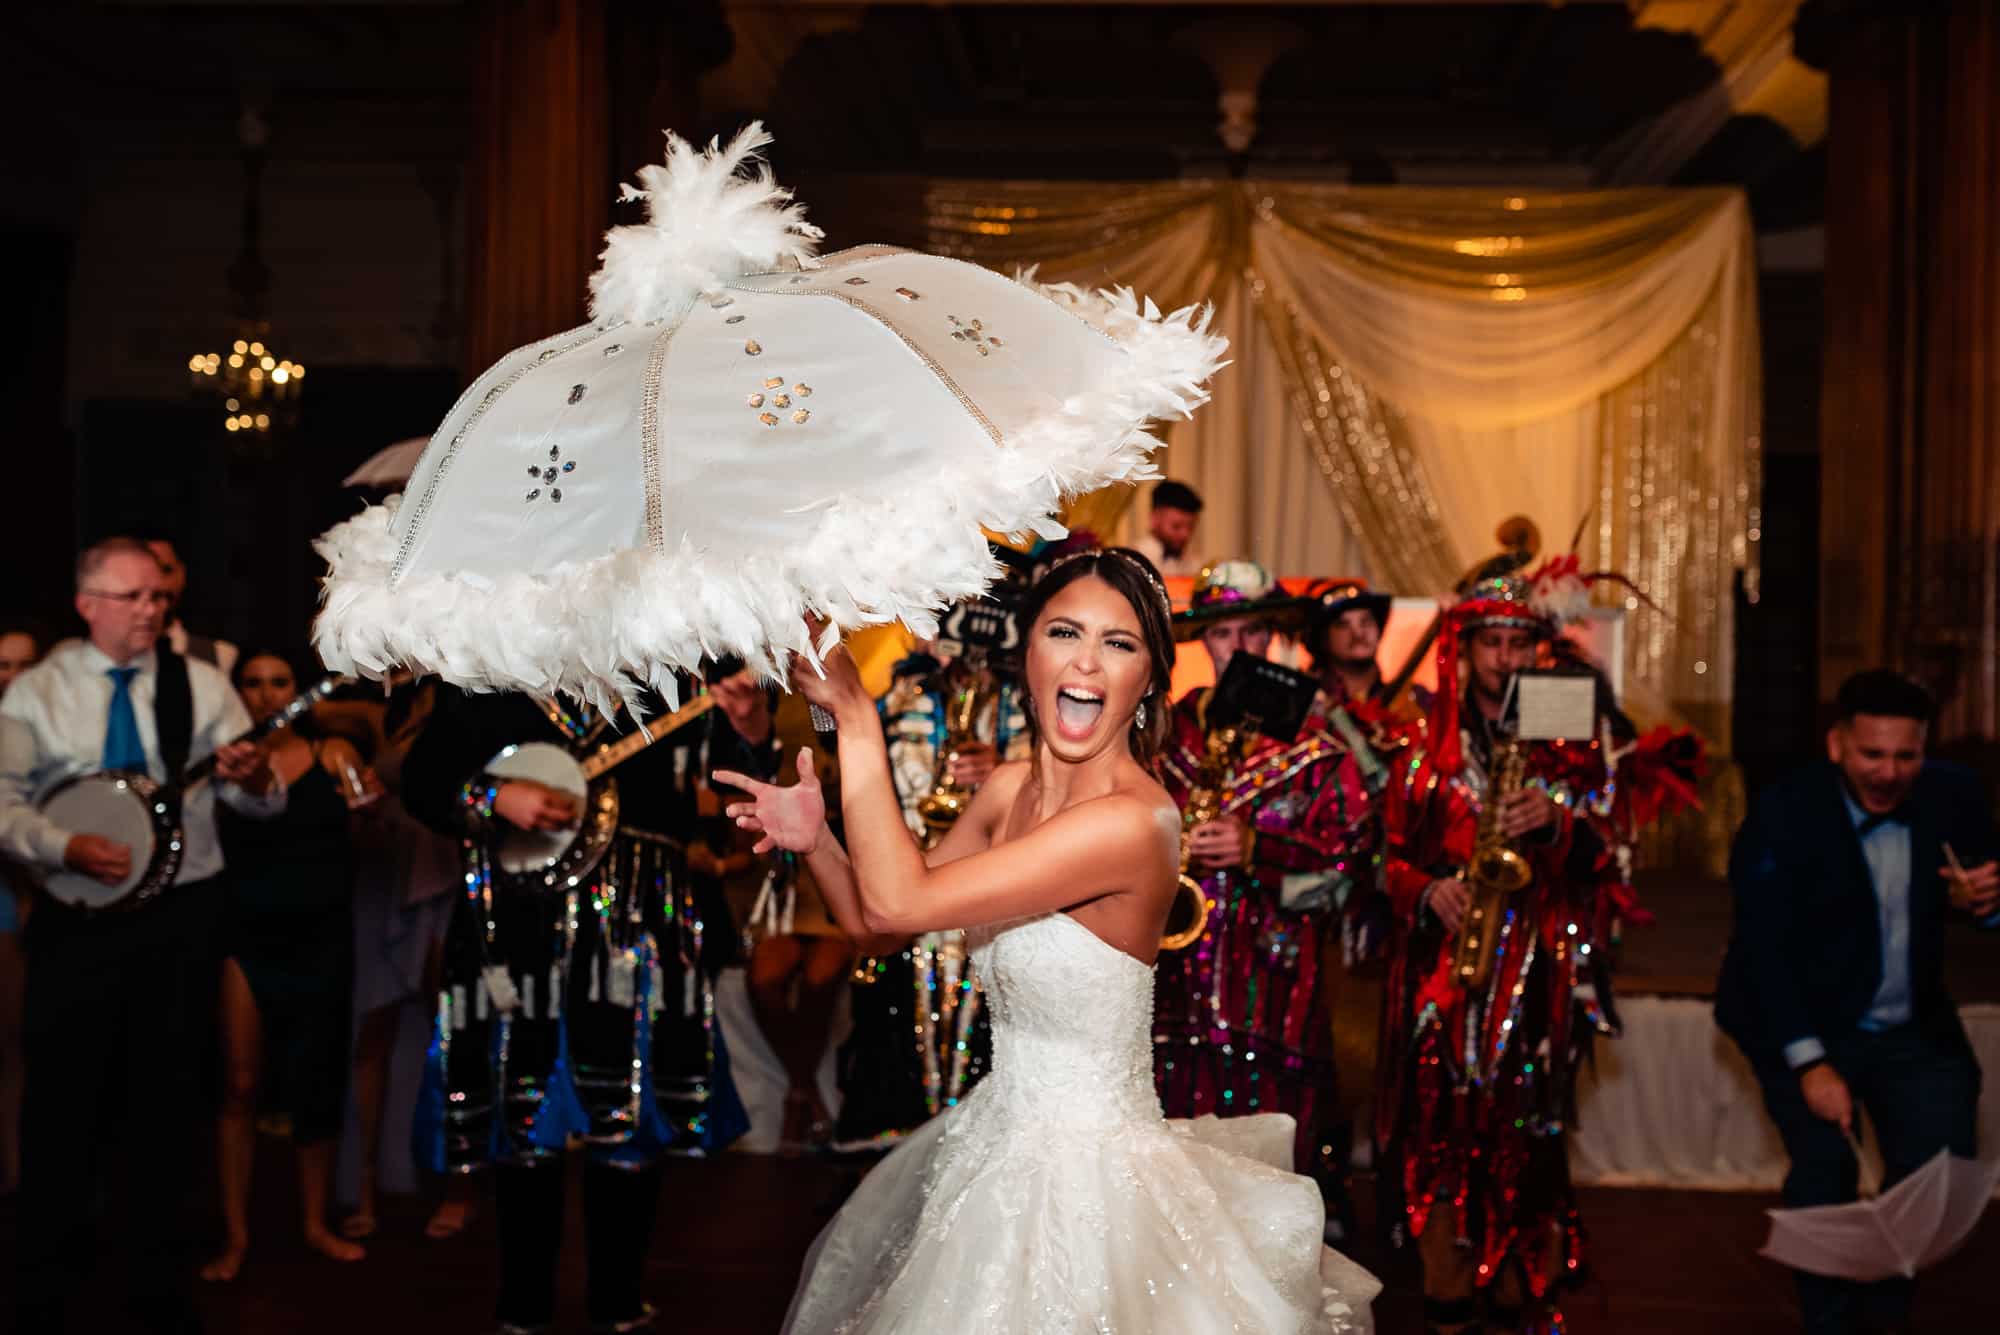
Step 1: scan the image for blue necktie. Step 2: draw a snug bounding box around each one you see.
[102,666,147,772]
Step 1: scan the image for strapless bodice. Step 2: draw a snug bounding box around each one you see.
[964,913,1161,1130]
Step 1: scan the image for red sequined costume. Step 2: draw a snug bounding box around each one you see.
[1377,712,1610,1298]
[1376,559,1705,1313]
[1153,686,1381,1175]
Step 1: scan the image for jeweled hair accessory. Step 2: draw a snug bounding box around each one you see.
[1047,545,1173,620]
[312,124,1229,712]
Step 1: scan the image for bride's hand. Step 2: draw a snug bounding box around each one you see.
[789,636,868,717]
[716,749,829,856]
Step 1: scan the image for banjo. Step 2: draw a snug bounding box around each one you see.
[485,693,716,889]
[38,676,346,912]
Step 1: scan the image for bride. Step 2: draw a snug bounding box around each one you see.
[718,548,1380,1334]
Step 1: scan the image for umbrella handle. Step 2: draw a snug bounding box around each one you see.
[1846,1124,1881,1200]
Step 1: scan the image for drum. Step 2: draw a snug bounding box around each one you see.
[484,741,620,888]
[38,771,183,910]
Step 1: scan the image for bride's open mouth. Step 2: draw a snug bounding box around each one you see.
[1052,685,1106,740]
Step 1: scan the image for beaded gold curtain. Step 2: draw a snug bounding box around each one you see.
[924,181,1761,739]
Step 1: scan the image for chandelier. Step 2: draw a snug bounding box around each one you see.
[188,331,303,436]
[187,102,303,441]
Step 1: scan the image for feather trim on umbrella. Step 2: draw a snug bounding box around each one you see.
[313,126,1227,713]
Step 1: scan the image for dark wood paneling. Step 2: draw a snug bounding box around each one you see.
[1819,0,2000,740]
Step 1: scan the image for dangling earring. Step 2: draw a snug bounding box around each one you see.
[1135,699,1149,730]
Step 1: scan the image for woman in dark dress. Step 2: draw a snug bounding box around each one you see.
[202,653,379,1280]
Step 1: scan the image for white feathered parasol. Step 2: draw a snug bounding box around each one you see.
[313,125,1226,710]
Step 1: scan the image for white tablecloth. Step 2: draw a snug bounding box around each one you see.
[1569,997,2000,1191]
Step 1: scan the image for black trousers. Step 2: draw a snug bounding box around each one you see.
[494,1157,663,1328]
[1749,1021,1981,1334]
[15,877,223,1335]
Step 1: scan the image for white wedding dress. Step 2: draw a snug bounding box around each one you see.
[784,911,1381,1333]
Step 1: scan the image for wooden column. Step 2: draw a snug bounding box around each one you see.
[463,0,612,378]
[1819,0,2000,740]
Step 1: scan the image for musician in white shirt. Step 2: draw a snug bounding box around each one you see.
[3,536,280,1335]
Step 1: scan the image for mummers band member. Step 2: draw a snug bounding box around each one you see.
[402,684,737,1335]
[1378,560,1700,1335]
[3,536,281,1335]
[1151,561,1382,1194]
[1305,580,1397,708]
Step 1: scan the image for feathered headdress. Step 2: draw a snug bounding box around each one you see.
[1429,554,1652,776]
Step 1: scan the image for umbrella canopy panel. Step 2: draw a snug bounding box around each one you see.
[319,247,1210,706]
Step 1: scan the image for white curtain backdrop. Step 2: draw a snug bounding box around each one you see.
[923,181,1761,740]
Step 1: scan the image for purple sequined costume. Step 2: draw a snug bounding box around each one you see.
[1152,687,1382,1174]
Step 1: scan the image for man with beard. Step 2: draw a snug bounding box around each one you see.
[1305,581,1395,705]
[1130,479,1204,578]
[1717,669,1998,1335]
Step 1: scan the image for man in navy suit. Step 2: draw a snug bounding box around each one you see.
[1716,669,1999,1333]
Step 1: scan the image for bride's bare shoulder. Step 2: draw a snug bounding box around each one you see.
[1114,764,1176,819]
[1101,768,1180,856]
[984,759,1033,803]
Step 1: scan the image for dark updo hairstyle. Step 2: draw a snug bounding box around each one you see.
[1015,546,1176,763]
[231,649,324,738]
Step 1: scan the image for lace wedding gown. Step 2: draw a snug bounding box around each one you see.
[784,911,1380,1333]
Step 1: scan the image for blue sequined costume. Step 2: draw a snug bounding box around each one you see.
[403,688,747,1173]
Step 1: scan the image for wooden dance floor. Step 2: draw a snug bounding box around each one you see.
[0,1139,1993,1334]
[6,874,1996,1333]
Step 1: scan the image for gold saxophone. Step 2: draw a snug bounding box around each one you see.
[1453,735,1534,990]
[914,661,998,847]
[1162,722,1246,952]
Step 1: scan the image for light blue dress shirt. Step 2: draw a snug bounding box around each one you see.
[1783,793,1914,1069]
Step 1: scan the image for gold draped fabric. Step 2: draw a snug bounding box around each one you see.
[924,181,1761,737]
